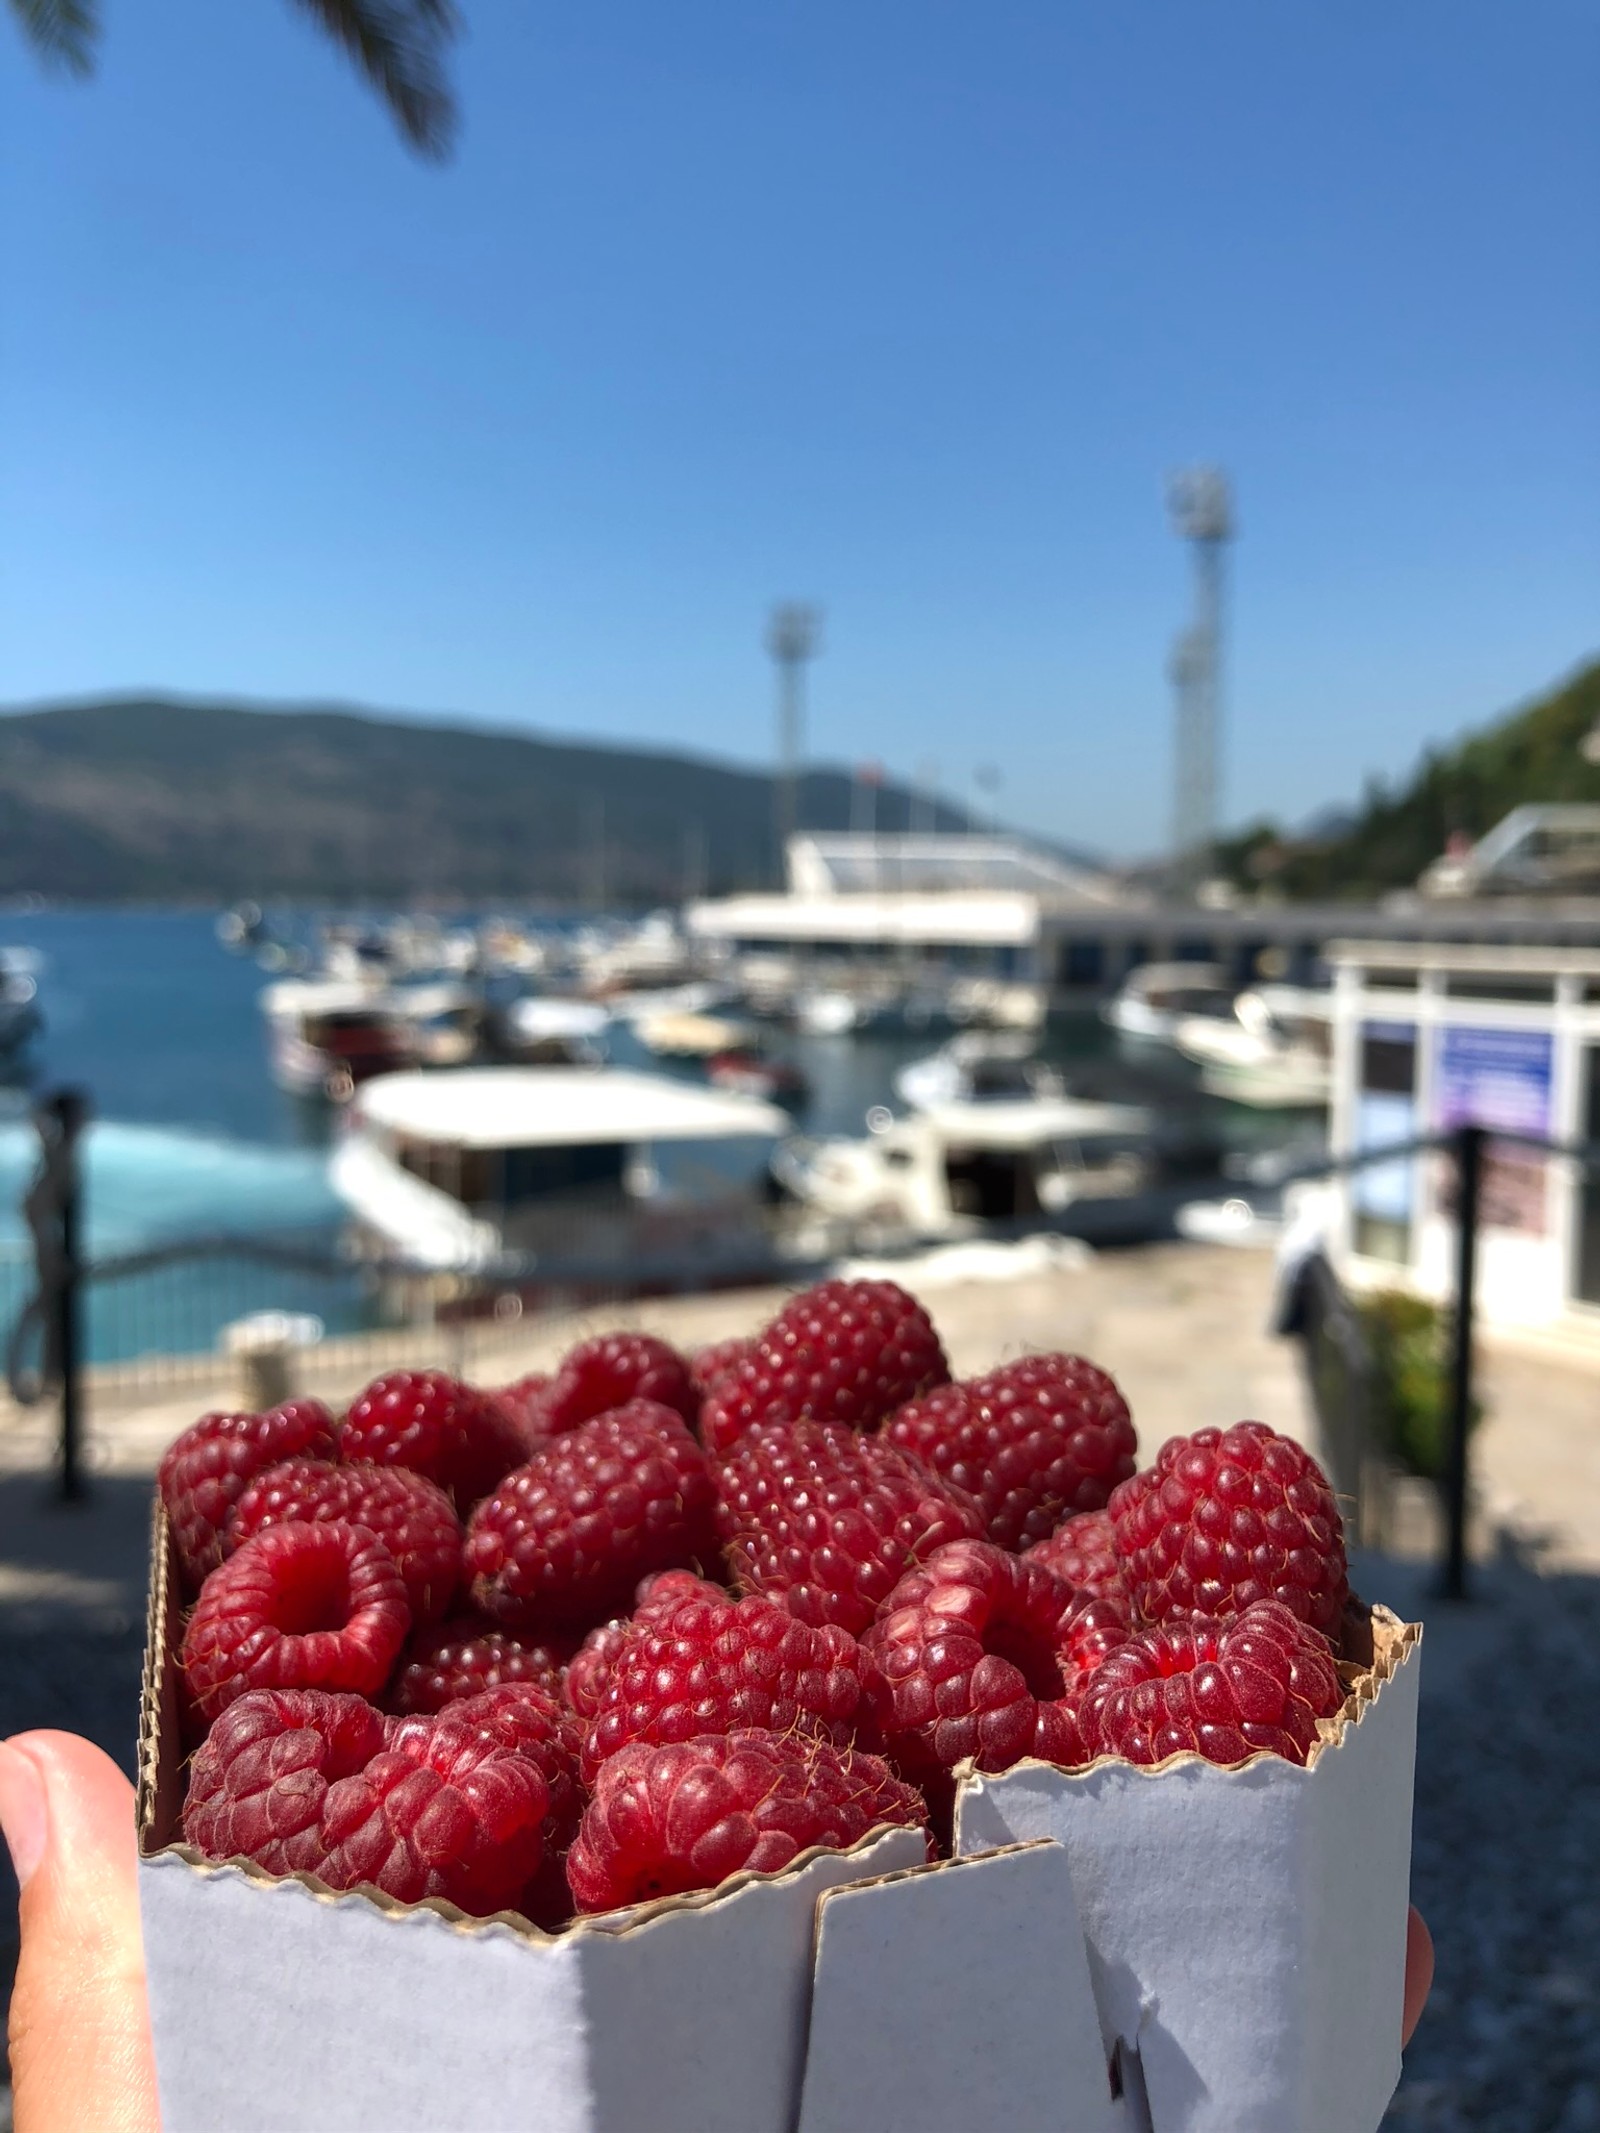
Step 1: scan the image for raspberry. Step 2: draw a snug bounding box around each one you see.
[716,1419,985,1636]
[388,1613,576,1715]
[862,1540,1130,1785]
[1109,1422,1349,1639]
[1079,1600,1345,1767]
[340,1370,525,1507]
[562,1572,733,1721]
[1023,1509,1131,1605]
[581,1591,869,1781]
[391,1680,584,1860]
[702,1280,950,1457]
[158,1399,338,1591]
[466,1401,718,1631]
[884,1354,1136,1552]
[491,1375,555,1453]
[566,1730,929,1913]
[688,1336,757,1399]
[539,1332,697,1435]
[181,1522,410,1723]
[230,1459,461,1627]
[183,1686,553,1917]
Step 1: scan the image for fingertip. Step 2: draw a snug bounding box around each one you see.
[1402,1904,1434,2047]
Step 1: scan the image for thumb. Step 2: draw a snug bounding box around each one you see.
[1,1731,159,2133]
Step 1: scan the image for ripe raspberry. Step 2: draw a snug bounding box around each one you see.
[1079,1600,1345,1767]
[158,1399,338,1591]
[884,1354,1136,1552]
[1023,1509,1131,1605]
[862,1540,1131,1785]
[491,1375,555,1453]
[230,1459,461,1627]
[183,1686,552,1917]
[688,1336,757,1399]
[340,1370,526,1507]
[566,1730,929,1913]
[702,1279,950,1457]
[388,1613,576,1715]
[1109,1422,1349,1639]
[391,1680,584,1865]
[539,1331,697,1435]
[716,1419,984,1637]
[562,1572,733,1721]
[581,1591,869,1781]
[466,1400,718,1631]
[182,1521,410,1723]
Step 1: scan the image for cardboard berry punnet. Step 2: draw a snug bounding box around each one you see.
[136,1501,1421,2133]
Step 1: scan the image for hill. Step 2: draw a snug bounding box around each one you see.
[0,696,984,904]
[1216,657,1600,898]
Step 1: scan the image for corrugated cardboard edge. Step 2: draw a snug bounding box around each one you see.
[136,1496,925,1947]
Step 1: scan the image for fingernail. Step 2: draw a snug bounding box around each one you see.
[0,1741,47,1888]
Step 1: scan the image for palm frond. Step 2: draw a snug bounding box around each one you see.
[7,0,99,76]
[290,0,460,158]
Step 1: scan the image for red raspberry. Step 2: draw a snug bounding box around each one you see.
[340,1370,525,1507]
[702,1279,950,1456]
[581,1591,869,1781]
[539,1331,697,1434]
[1023,1509,1131,1605]
[388,1613,576,1715]
[158,1399,338,1591]
[181,1522,410,1723]
[230,1459,461,1626]
[862,1540,1130,1785]
[391,1681,585,1878]
[1109,1422,1349,1639]
[466,1401,718,1631]
[716,1419,984,1637]
[562,1572,733,1721]
[884,1354,1136,1552]
[1079,1599,1345,1767]
[688,1336,757,1399]
[490,1375,555,1453]
[183,1686,552,1917]
[566,1730,930,1913]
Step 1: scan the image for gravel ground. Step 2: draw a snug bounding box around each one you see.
[1383,1554,1600,2131]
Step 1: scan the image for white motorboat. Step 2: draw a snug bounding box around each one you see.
[1172,987,1333,1109]
[261,978,482,1098]
[894,1033,1064,1112]
[330,1065,787,1273]
[496,996,610,1066]
[1102,962,1235,1044]
[773,1092,1154,1240]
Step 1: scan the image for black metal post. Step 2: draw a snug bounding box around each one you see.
[1440,1122,1483,1601]
[42,1088,90,1504]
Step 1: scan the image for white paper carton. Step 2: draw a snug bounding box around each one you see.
[954,1607,1423,2133]
[138,1503,1420,2133]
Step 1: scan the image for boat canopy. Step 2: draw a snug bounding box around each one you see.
[352,1067,786,1148]
[911,1095,1151,1147]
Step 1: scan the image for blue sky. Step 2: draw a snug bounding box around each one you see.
[1,0,1595,856]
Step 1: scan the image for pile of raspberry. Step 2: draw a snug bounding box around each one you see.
[163,1281,1358,1931]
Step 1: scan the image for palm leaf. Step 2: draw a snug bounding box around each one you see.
[6,0,99,76]
[290,0,460,158]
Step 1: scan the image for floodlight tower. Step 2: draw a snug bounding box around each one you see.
[1166,467,1233,889]
[766,602,822,883]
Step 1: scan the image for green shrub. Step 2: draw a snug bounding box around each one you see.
[1357,1288,1478,1481]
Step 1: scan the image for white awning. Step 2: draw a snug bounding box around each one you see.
[350,1067,786,1149]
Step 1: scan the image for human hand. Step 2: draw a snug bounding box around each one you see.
[0,1731,159,2133]
[1404,1902,1434,2048]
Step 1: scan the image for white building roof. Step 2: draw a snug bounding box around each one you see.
[685,890,1042,946]
[351,1067,786,1148]
[786,833,1122,903]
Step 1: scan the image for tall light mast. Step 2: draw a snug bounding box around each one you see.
[1166,467,1233,889]
[766,602,822,884]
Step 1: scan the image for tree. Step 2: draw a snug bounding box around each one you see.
[6,0,460,158]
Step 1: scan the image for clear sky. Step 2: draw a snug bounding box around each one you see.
[1,0,1595,856]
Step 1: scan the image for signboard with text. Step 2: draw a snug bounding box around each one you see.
[1433,1025,1553,1234]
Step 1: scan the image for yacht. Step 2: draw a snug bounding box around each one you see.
[772,1091,1155,1243]
[330,1065,788,1276]
[1171,987,1333,1109]
[261,978,482,1100]
[1102,962,1235,1044]
[894,1033,1064,1112]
